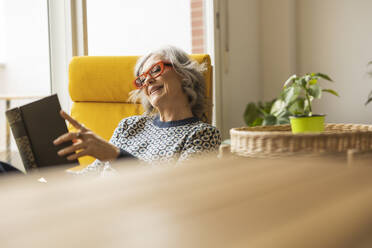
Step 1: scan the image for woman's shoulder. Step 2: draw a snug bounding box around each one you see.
[189,121,221,138]
[194,121,220,131]
[181,122,221,153]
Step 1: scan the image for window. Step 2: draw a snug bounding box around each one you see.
[86,0,206,55]
[0,0,5,64]
[0,0,50,96]
[0,0,51,163]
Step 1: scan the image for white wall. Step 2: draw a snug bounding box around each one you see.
[219,0,261,139]
[261,0,296,101]
[297,0,372,124]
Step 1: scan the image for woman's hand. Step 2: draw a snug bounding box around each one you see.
[53,110,120,161]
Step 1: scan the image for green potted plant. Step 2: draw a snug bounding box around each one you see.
[244,99,278,126]
[243,98,292,127]
[273,73,339,133]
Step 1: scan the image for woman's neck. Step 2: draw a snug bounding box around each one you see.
[157,104,194,122]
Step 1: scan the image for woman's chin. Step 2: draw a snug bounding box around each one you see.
[149,94,164,108]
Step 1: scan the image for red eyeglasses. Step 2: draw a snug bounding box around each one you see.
[133,61,173,89]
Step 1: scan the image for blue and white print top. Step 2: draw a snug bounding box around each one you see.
[73,115,221,175]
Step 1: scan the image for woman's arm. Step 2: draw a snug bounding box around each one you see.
[179,126,221,162]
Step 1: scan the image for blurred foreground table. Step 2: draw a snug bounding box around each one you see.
[1,156,372,247]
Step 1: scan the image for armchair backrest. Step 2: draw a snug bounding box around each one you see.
[68,54,212,165]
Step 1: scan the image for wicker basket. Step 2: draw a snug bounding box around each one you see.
[230,124,372,158]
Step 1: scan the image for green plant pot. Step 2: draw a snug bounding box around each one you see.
[289,115,325,134]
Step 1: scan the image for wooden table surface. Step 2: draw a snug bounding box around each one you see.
[0,155,372,248]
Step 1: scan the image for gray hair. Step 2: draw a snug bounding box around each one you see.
[129,45,207,120]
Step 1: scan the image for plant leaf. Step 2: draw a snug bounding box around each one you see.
[281,85,301,105]
[309,78,318,85]
[277,116,290,124]
[283,74,297,88]
[288,98,305,115]
[315,73,333,82]
[365,90,372,106]
[365,97,372,106]
[308,84,322,99]
[262,99,276,115]
[270,99,286,116]
[244,103,260,126]
[300,78,307,88]
[262,115,277,126]
[257,107,269,116]
[251,118,263,126]
[322,89,339,97]
[278,109,292,118]
[244,99,280,126]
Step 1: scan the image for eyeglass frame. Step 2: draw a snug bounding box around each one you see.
[133,61,173,89]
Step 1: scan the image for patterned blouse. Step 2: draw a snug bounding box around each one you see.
[73,115,221,175]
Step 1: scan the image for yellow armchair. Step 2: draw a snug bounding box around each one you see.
[68,54,213,166]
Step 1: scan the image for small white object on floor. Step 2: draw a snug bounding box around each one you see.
[37,177,47,183]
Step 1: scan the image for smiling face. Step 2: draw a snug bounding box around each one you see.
[140,55,189,111]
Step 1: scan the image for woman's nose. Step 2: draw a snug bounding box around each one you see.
[143,74,154,87]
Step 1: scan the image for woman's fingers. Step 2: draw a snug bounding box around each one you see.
[57,141,86,156]
[54,128,118,161]
[59,110,87,131]
[67,150,89,161]
[53,131,82,145]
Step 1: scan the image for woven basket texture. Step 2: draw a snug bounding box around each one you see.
[230,124,372,157]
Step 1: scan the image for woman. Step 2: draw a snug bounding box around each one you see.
[54,46,221,171]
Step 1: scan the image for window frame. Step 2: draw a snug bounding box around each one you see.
[47,0,87,112]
